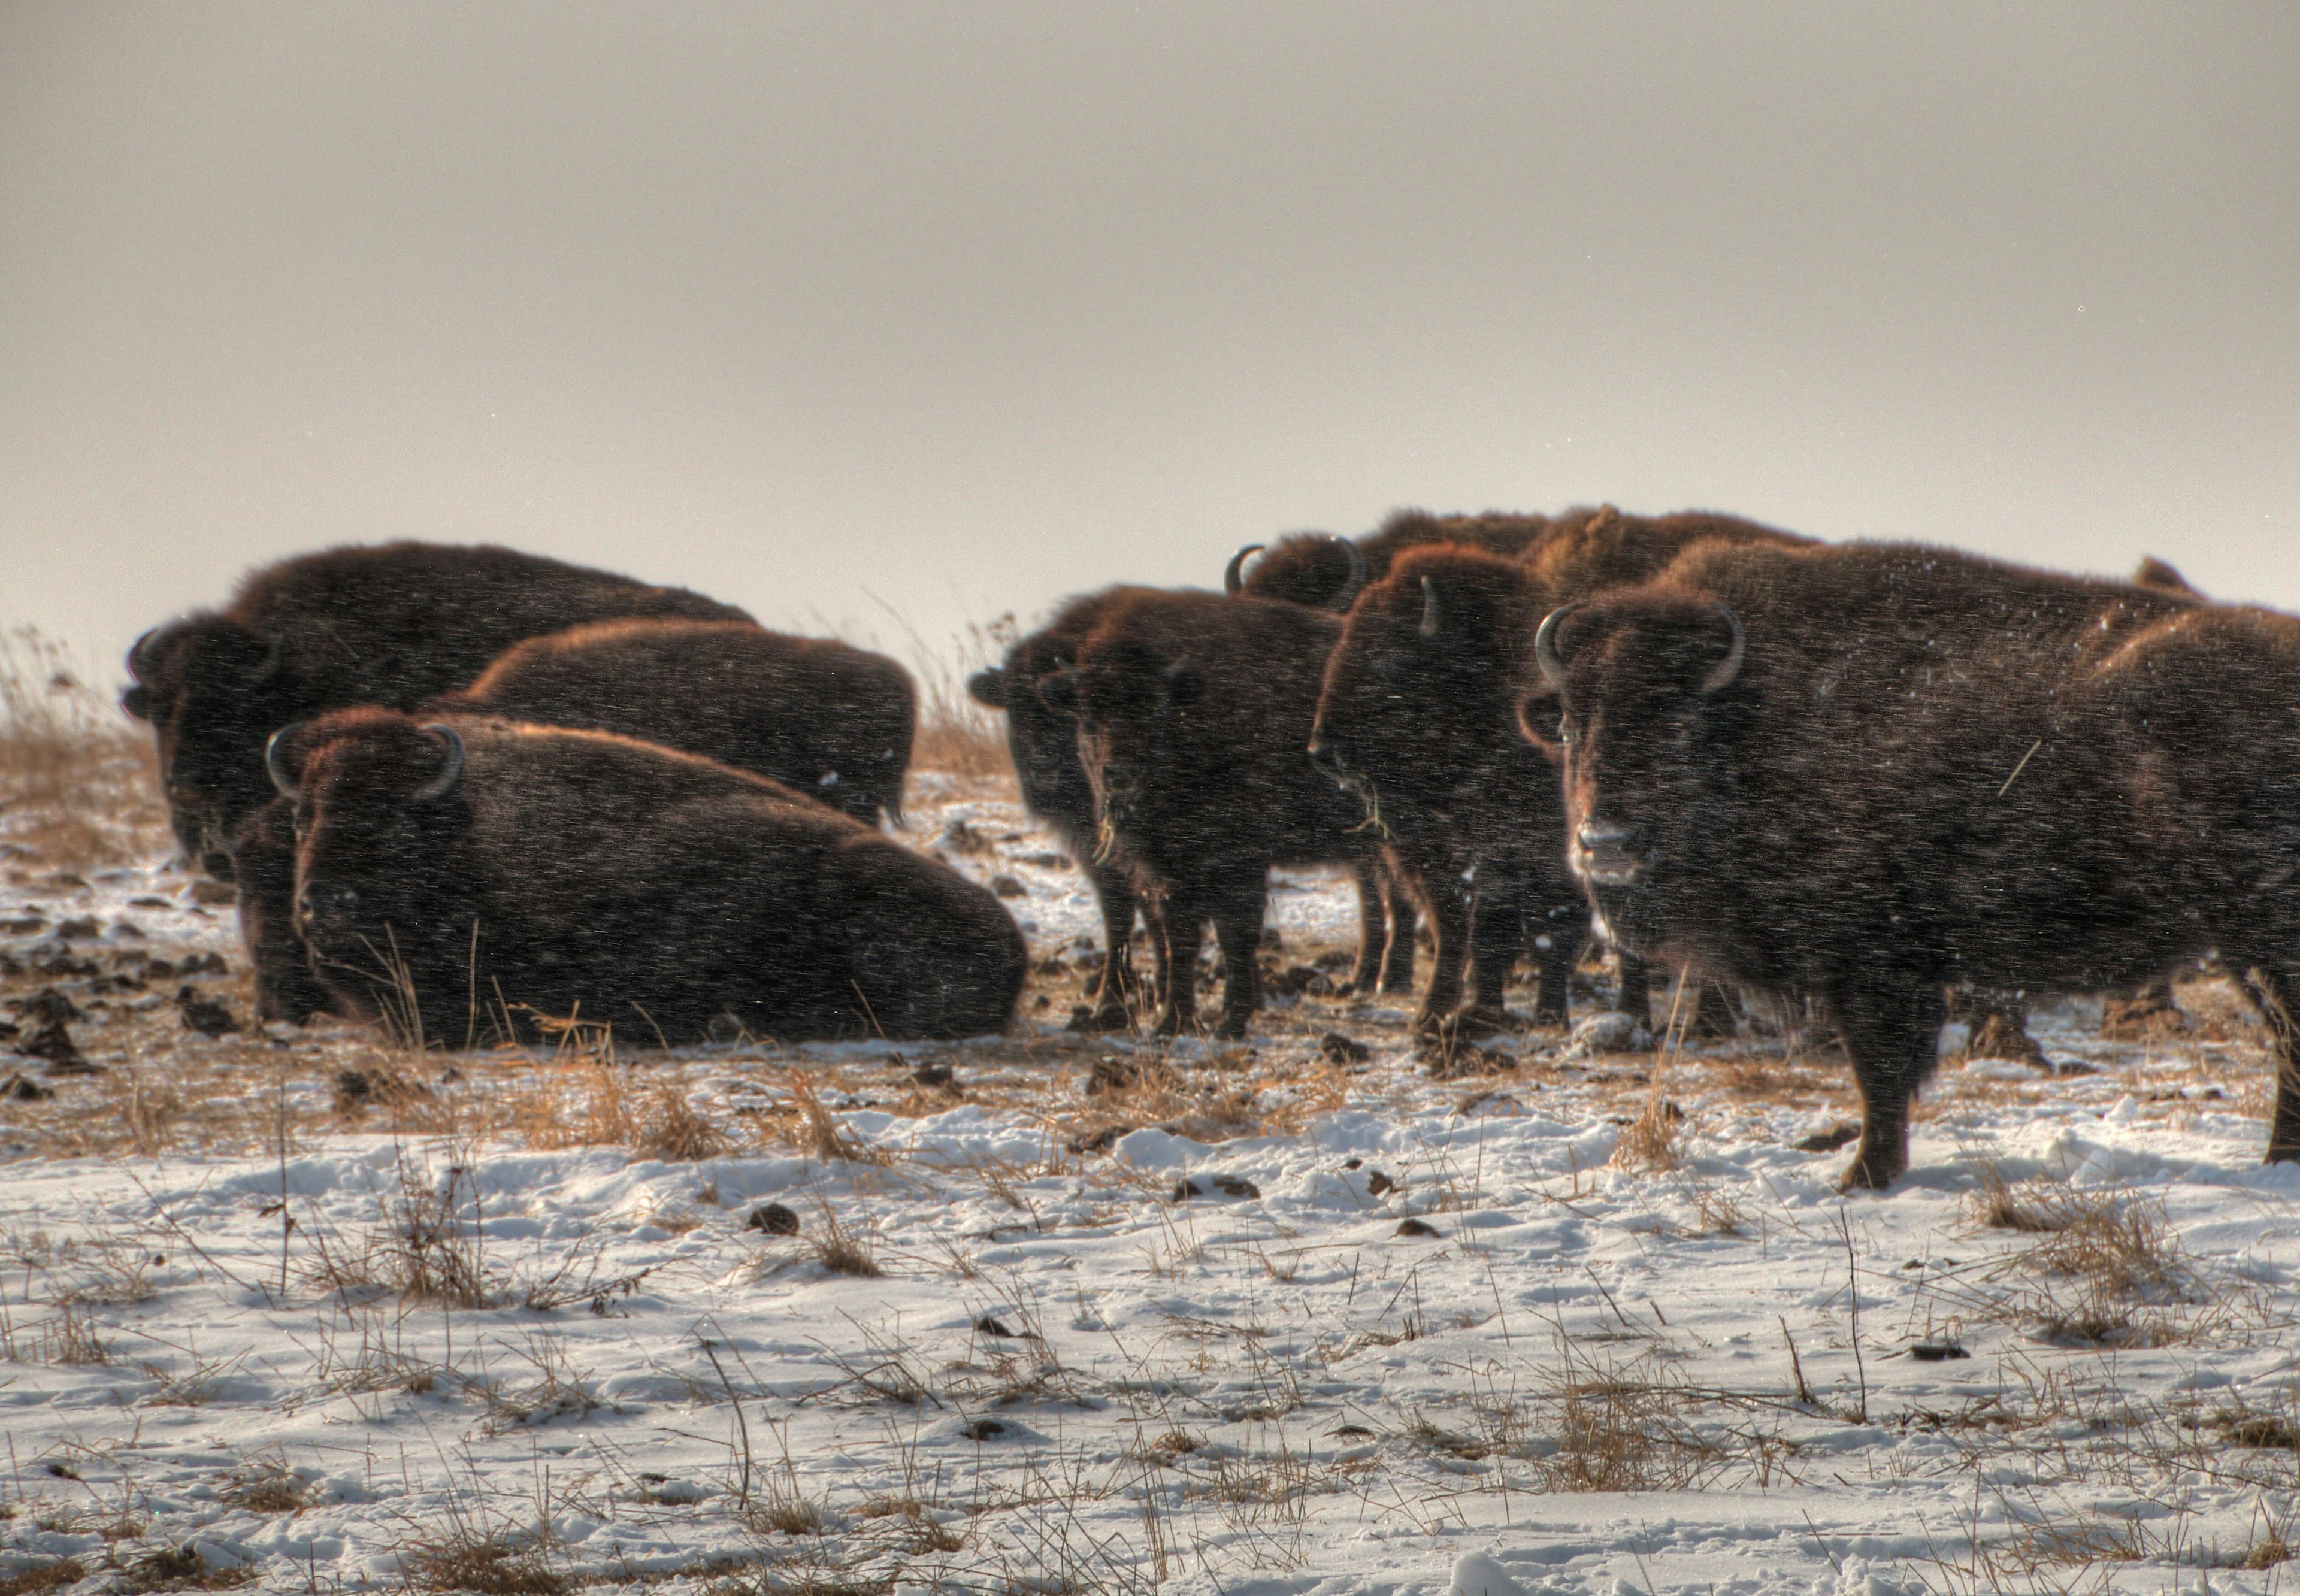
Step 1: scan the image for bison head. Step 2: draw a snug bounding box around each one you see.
[266,710,471,980]
[969,635,1097,820]
[1061,638,1201,850]
[1226,532,1368,610]
[1311,549,1546,837]
[1526,591,1748,953]
[123,614,298,877]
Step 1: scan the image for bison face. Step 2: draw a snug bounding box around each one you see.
[1071,642,1202,843]
[1532,595,1747,952]
[973,649,1095,821]
[1312,559,1533,830]
[271,715,469,973]
[1230,533,1367,610]
[127,617,296,877]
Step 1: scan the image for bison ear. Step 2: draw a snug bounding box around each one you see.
[1162,658,1205,708]
[967,667,1009,709]
[120,685,152,722]
[192,620,283,684]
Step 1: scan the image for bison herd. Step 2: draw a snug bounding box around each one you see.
[122,515,2300,1190]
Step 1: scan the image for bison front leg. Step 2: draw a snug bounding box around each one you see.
[1149,886,1208,1037]
[1461,872,1527,1033]
[1408,865,1470,1036]
[1208,877,1271,1041]
[1613,948,1652,1026]
[2236,964,2300,1164]
[1076,861,1145,1031]
[1347,861,1412,995]
[1826,980,1950,1192]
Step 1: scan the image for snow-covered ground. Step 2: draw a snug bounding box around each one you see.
[3,771,2298,1596]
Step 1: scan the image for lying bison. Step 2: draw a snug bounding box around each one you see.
[434,620,913,826]
[1052,589,1394,1038]
[261,710,1023,1044]
[124,543,750,874]
[1312,508,1814,1034]
[236,619,917,1021]
[1531,540,2240,1189]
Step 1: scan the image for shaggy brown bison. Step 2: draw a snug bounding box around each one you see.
[1225,508,1562,610]
[433,620,913,826]
[124,543,750,874]
[969,590,1169,1029]
[1051,589,1394,1038]
[1311,507,1814,1034]
[264,709,1024,1044]
[1530,540,2242,1190]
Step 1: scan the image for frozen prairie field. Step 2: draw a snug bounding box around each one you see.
[2,764,2298,1596]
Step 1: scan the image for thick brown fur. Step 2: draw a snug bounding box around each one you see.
[268,709,1023,1044]
[434,620,913,826]
[969,590,1170,1028]
[1537,540,2246,1190]
[1314,509,1815,1035]
[1055,590,1393,1038]
[123,543,750,874]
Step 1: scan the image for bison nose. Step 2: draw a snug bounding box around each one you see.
[1572,823,1645,885]
[297,885,363,938]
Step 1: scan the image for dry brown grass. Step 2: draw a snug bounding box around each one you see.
[0,627,168,874]
[402,1525,566,1596]
[0,1561,86,1596]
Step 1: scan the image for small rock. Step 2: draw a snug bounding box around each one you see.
[1364,1169,1396,1197]
[1908,1341,1970,1362]
[1172,1174,1261,1202]
[1394,1218,1441,1239]
[963,1418,1006,1441]
[1319,1032,1370,1065]
[188,880,238,905]
[911,1061,955,1089]
[2,1073,53,1101]
[1794,1123,1861,1153]
[54,916,101,941]
[973,1315,1016,1338]
[177,986,241,1038]
[1066,1124,1132,1156]
[745,1202,801,1237]
[989,874,1028,899]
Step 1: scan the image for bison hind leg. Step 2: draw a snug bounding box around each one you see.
[1826,979,1951,1194]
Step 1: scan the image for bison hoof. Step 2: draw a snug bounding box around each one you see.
[1836,1155,1903,1194]
[1065,1004,1131,1035]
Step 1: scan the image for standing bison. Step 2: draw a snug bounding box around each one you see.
[1530,540,2253,1189]
[1053,589,1393,1038]
[264,710,1024,1044]
[1311,510,1814,1035]
[123,543,750,874]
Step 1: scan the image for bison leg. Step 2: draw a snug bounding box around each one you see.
[1151,886,1209,1037]
[2236,965,2300,1164]
[1208,877,1270,1041]
[1348,861,1413,995]
[1076,861,1144,1030]
[229,798,332,1025]
[1524,916,1574,1028]
[1826,981,1950,1193]
[1462,875,1526,1031]
[1408,867,1471,1035]
[1613,948,1653,1026]
[1687,976,1739,1042]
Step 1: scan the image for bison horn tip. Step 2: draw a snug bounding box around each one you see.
[414,722,466,801]
[265,725,301,800]
[1223,543,1266,596]
[1699,604,1747,695]
[1417,576,1441,638]
[1533,602,1582,688]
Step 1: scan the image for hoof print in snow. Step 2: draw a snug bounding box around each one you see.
[1320,1032,1370,1064]
[1907,1341,1970,1361]
[745,1202,801,1237]
[1795,1123,1861,1153]
[989,874,1028,899]
[1172,1174,1260,1203]
[1394,1218,1441,1239]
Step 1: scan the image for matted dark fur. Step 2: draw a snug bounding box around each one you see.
[1312,508,1814,1034]
[266,709,1022,1045]
[123,542,750,874]
[1054,589,1394,1038]
[1532,540,2276,1190]
[969,589,1169,1029]
[434,619,913,826]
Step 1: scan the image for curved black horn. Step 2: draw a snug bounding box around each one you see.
[413,723,465,801]
[1418,577,1442,638]
[1533,602,1583,688]
[126,628,162,683]
[1331,537,1370,609]
[265,726,301,800]
[1223,543,1266,596]
[1699,605,1746,695]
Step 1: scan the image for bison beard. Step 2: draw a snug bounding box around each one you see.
[1058,590,1397,1039]
[123,542,751,877]
[266,710,1024,1045]
[1531,539,2299,1191]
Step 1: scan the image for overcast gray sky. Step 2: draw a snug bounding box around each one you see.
[4,2,2293,690]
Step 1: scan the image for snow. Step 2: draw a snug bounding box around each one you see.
[2,777,2298,1595]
